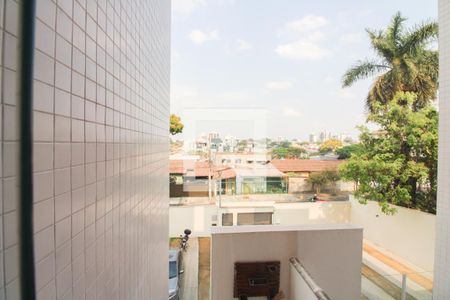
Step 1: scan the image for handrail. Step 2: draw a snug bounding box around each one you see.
[289,257,331,300]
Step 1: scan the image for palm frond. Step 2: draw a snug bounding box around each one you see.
[366,28,395,62]
[387,12,406,47]
[367,73,395,112]
[401,21,438,55]
[342,60,390,87]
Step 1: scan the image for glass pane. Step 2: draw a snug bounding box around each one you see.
[222,213,233,226]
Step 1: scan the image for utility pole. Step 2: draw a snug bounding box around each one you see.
[208,133,212,202]
[217,169,222,208]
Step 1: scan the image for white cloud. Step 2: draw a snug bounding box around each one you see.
[266,81,294,90]
[304,31,325,43]
[286,15,328,33]
[276,15,331,61]
[275,41,331,60]
[282,107,302,117]
[236,39,252,51]
[172,0,205,15]
[187,30,219,44]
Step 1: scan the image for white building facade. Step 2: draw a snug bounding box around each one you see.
[0,0,171,299]
[434,0,450,298]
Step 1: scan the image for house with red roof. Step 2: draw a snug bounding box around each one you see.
[169,159,288,197]
[271,159,353,194]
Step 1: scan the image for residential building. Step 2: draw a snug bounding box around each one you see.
[271,159,354,194]
[308,133,317,143]
[319,131,329,142]
[214,152,271,166]
[169,159,286,197]
[169,159,235,197]
[233,164,288,195]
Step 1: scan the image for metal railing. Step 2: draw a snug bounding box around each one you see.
[289,257,331,300]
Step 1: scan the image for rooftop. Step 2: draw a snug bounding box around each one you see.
[271,159,343,173]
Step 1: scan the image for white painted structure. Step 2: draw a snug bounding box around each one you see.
[0,1,171,299]
[170,198,436,276]
[169,201,351,237]
[211,225,363,300]
[350,196,436,272]
[434,0,450,297]
[290,263,318,300]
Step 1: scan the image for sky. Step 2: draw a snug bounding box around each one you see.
[170,0,437,140]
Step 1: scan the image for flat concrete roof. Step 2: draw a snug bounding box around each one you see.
[210,223,363,235]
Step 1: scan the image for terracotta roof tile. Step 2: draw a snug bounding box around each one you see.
[169,160,236,179]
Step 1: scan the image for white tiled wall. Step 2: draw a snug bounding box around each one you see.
[435,0,450,298]
[0,0,170,299]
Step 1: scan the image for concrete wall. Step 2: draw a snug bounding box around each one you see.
[435,0,450,296]
[0,1,171,299]
[289,263,318,300]
[169,201,352,237]
[288,177,310,193]
[211,230,297,300]
[295,228,363,300]
[288,177,355,194]
[169,205,217,237]
[210,225,363,300]
[274,202,351,225]
[350,196,436,271]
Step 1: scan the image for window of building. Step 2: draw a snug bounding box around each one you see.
[222,213,233,226]
[237,213,273,225]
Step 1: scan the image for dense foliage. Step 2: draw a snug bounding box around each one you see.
[271,147,307,159]
[340,92,438,214]
[342,12,438,112]
[319,139,343,154]
[170,114,184,135]
[336,144,363,160]
[307,170,341,194]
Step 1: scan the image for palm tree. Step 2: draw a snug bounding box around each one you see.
[342,12,438,112]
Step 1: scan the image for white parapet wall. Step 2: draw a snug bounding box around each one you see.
[350,196,436,272]
[169,204,218,237]
[169,201,352,237]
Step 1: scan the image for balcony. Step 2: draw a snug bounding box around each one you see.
[210,224,363,300]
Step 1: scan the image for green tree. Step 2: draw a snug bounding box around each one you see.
[319,139,343,154]
[170,114,184,135]
[271,147,307,159]
[279,140,291,148]
[342,12,438,112]
[340,92,438,214]
[336,144,363,160]
[237,140,248,152]
[307,170,340,194]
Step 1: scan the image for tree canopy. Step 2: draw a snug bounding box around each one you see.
[271,147,307,159]
[340,92,438,214]
[319,139,343,154]
[342,12,438,112]
[336,144,363,160]
[170,114,184,135]
[307,170,341,194]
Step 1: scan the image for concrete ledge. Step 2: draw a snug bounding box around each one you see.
[210,223,362,235]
